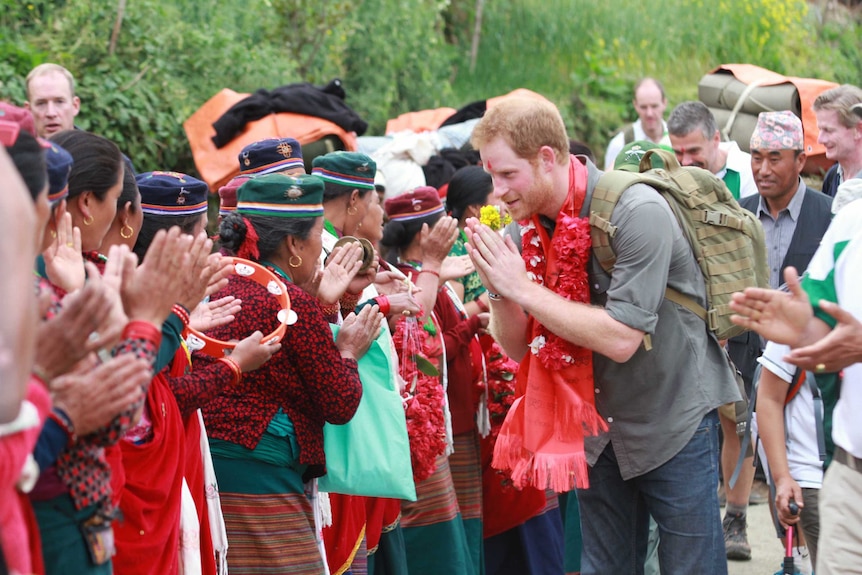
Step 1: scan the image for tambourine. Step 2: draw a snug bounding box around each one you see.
[183,257,293,357]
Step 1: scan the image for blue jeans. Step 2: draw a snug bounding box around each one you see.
[577,410,726,575]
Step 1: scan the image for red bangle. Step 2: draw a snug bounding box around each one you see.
[375,295,391,315]
[419,269,440,279]
[123,320,162,345]
[172,304,190,327]
[218,356,242,386]
[475,298,489,313]
[320,302,340,317]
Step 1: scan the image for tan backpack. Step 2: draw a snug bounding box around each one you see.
[589,148,769,342]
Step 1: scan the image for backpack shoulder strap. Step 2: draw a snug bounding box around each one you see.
[590,170,646,272]
[623,123,636,144]
[785,367,806,405]
[788,370,827,463]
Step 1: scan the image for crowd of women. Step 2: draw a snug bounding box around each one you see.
[0,102,581,575]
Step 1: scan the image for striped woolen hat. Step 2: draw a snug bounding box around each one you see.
[137,171,209,216]
[311,151,376,190]
[237,173,324,219]
[239,137,304,176]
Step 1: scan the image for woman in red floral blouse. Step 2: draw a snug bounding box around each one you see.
[199,172,383,574]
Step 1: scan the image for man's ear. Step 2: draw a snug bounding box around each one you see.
[795,151,807,174]
[538,145,557,171]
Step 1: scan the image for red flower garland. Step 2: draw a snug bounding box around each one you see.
[393,317,447,483]
[480,339,520,491]
[519,214,593,369]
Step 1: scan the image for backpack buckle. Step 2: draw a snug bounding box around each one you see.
[707,308,719,331]
[702,211,726,226]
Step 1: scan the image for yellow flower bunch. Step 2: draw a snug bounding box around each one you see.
[479,205,513,231]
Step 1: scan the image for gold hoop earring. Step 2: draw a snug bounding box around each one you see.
[288,255,303,268]
[83,215,95,226]
[120,224,134,239]
[347,206,358,216]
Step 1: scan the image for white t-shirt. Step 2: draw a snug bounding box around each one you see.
[603,119,671,170]
[756,342,823,488]
[800,198,862,458]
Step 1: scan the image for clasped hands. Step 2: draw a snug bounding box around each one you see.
[463,218,528,303]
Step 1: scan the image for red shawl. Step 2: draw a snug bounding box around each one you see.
[108,347,217,575]
[107,372,185,575]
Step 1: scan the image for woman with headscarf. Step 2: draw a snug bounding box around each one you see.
[197,172,383,574]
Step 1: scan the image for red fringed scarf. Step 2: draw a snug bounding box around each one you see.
[492,156,607,492]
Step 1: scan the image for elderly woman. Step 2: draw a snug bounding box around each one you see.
[198,173,383,574]
[381,186,489,575]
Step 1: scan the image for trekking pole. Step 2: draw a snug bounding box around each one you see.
[783,500,800,575]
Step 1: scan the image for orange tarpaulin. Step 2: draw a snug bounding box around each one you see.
[385,107,457,135]
[486,88,550,109]
[383,89,551,136]
[710,64,838,175]
[183,88,357,191]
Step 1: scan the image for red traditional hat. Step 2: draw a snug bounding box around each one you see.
[384,186,444,222]
[218,175,248,215]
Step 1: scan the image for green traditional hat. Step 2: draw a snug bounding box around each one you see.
[311,151,376,190]
[237,173,324,218]
[613,140,665,172]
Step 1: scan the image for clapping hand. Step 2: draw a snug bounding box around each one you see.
[317,243,364,305]
[419,216,459,269]
[190,296,242,333]
[35,276,115,380]
[729,267,813,346]
[336,304,384,360]
[42,203,85,293]
[121,227,192,327]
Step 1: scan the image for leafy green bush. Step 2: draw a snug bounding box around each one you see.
[449,0,856,165]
